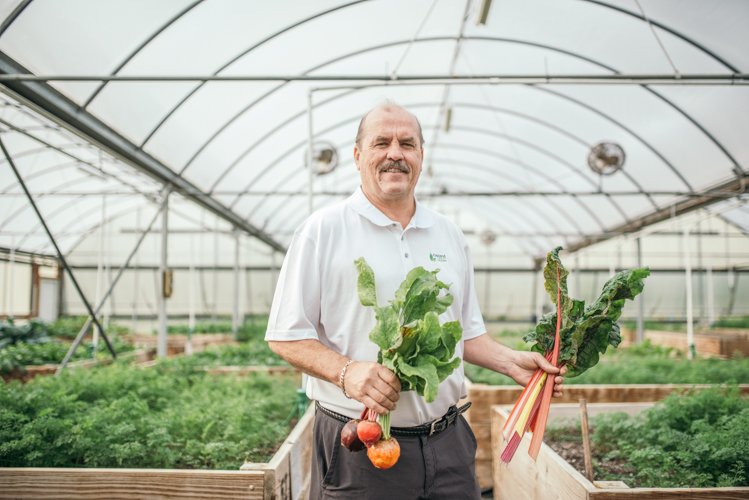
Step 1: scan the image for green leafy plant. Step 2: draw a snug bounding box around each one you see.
[592,386,749,488]
[0,357,299,468]
[355,257,463,404]
[190,342,287,367]
[0,336,135,374]
[523,247,650,378]
[0,319,53,348]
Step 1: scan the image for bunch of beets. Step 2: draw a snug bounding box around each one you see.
[341,407,400,469]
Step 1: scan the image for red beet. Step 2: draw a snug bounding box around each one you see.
[357,420,382,447]
[341,420,365,452]
[367,437,400,469]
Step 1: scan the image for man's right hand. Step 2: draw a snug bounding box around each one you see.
[344,361,401,415]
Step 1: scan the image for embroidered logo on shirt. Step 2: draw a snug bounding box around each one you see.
[429,253,447,262]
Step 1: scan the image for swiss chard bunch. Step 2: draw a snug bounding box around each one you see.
[354,257,463,403]
[500,246,649,465]
[523,246,650,377]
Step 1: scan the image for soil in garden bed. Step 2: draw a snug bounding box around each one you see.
[545,427,636,485]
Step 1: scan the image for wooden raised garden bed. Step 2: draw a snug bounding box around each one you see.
[491,406,749,500]
[0,401,315,500]
[622,328,749,357]
[122,333,236,356]
[1,348,156,384]
[463,381,749,490]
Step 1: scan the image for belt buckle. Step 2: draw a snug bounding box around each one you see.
[429,419,438,436]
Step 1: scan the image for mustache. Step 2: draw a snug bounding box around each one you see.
[378,161,410,173]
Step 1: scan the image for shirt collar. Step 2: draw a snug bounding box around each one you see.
[348,186,435,229]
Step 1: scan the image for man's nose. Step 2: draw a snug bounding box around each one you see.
[386,143,404,161]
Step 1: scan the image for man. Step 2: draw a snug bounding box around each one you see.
[267,101,566,499]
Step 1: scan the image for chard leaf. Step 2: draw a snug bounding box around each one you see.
[355,257,378,307]
[440,320,463,361]
[397,355,441,403]
[416,312,442,353]
[391,267,430,311]
[524,249,649,378]
[368,306,400,351]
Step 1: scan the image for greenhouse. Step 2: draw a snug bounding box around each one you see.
[1,1,748,499]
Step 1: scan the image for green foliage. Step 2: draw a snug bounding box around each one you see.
[163,316,269,342]
[355,257,462,403]
[523,247,649,377]
[190,342,288,367]
[592,386,749,487]
[0,337,135,374]
[466,339,749,385]
[0,357,298,468]
[0,319,53,348]
[714,316,749,329]
[48,316,89,338]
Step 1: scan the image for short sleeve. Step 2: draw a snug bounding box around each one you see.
[461,240,486,340]
[265,231,321,341]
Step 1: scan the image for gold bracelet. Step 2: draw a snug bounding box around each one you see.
[339,359,355,399]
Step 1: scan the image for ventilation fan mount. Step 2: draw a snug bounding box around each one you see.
[305,141,339,175]
[588,142,625,176]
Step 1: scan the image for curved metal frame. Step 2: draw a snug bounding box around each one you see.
[235,103,633,228]
[155,36,739,189]
[0,0,743,254]
[260,154,594,240]
[159,35,717,213]
[81,0,206,110]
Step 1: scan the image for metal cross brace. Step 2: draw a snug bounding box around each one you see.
[0,134,116,358]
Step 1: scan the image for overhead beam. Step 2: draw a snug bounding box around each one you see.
[0,52,286,254]
[563,172,749,255]
[0,73,745,85]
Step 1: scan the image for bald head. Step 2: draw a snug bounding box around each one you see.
[355,102,424,150]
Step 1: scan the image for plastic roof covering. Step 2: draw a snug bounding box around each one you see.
[1,0,748,262]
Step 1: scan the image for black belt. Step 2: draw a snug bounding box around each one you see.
[315,401,472,437]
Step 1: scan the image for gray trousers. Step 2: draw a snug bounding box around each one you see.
[311,405,481,499]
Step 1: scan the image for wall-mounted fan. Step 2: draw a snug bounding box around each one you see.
[481,229,497,246]
[587,142,625,176]
[305,141,339,175]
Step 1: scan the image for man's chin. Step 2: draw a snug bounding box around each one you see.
[378,182,412,198]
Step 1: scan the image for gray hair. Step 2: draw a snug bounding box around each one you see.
[355,99,425,150]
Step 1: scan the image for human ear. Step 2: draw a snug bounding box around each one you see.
[354,146,361,170]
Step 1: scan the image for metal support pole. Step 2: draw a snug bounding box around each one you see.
[187,233,195,354]
[232,231,240,339]
[56,195,169,375]
[93,194,106,354]
[706,258,714,328]
[157,192,169,358]
[530,263,539,323]
[307,89,314,216]
[7,241,14,319]
[0,135,115,357]
[535,266,544,321]
[636,238,644,343]
[131,206,140,334]
[212,218,219,323]
[684,228,695,359]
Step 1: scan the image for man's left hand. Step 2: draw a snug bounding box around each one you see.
[505,351,567,398]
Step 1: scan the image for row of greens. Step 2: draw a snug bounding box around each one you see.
[1,316,273,374]
[466,339,749,385]
[548,386,749,488]
[0,319,135,375]
[0,356,299,469]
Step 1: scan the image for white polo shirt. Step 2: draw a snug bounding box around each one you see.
[266,187,486,426]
